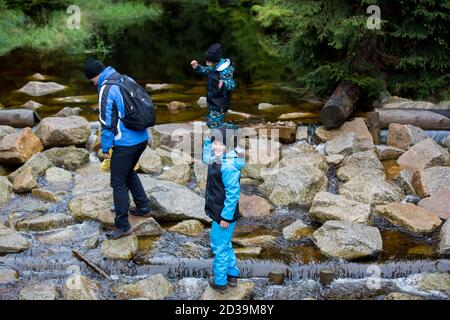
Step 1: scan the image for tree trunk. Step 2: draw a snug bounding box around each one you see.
[320,81,361,129]
[0,109,39,128]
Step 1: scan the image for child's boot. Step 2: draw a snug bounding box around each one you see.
[227,275,238,287]
[209,278,228,294]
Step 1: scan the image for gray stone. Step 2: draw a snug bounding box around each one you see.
[200,280,254,300]
[102,234,138,260]
[45,167,73,185]
[43,146,90,171]
[337,150,385,182]
[19,81,66,96]
[35,116,91,148]
[19,283,58,300]
[412,166,450,197]
[397,138,450,172]
[169,220,204,236]
[282,219,314,240]
[63,275,100,300]
[439,220,450,255]
[387,123,427,150]
[115,274,174,299]
[396,170,416,195]
[0,176,13,207]
[0,224,31,253]
[8,152,52,182]
[175,277,208,300]
[158,163,191,185]
[15,213,74,232]
[13,166,37,193]
[375,145,405,160]
[324,133,359,156]
[54,107,81,117]
[0,265,19,284]
[138,147,163,174]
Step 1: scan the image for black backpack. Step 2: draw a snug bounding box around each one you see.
[103,73,156,130]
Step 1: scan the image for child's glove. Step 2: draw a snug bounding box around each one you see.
[100,149,140,172]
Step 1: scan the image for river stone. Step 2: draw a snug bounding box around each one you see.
[396,170,416,195]
[15,213,74,232]
[45,167,73,185]
[12,166,37,193]
[282,219,314,240]
[0,125,15,140]
[193,162,208,190]
[102,234,138,260]
[296,126,309,141]
[175,277,208,300]
[383,292,423,300]
[19,283,58,300]
[138,147,163,174]
[200,280,255,300]
[375,145,405,160]
[0,224,31,253]
[239,194,274,217]
[277,151,327,173]
[21,100,43,110]
[324,133,359,156]
[0,127,43,165]
[32,188,61,203]
[169,219,204,236]
[387,123,427,150]
[443,135,450,149]
[309,192,371,224]
[312,220,382,259]
[339,172,404,206]
[235,247,262,255]
[159,163,191,185]
[150,122,203,149]
[261,164,327,207]
[439,220,450,255]
[412,166,450,197]
[411,273,450,293]
[115,273,174,299]
[0,265,19,284]
[64,274,100,300]
[326,154,344,166]
[418,190,450,220]
[253,121,298,144]
[35,116,91,148]
[8,152,52,182]
[375,202,442,233]
[197,96,207,108]
[69,191,112,222]
[73,163,111,195]
[244,137,281,167]
[167,101,190,112]
[146,83,170,91]
[130,216,163,237]
[0,176,13,207]
[397,138,450,172]
[19,81,66,96]
[315,118,374,151]
[233,235,276,247]
[38,228,77,244]
[382,97,440,110]
[336,150,385,182]
[54,107,81,117]
[43,146,89,170]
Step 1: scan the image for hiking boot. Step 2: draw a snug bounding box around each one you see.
[106,227,133,240]
[208,278,228,294]
[227,275,238,287]
[129,206,152,218]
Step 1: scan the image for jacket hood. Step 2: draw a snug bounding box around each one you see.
[97,66,117,91]
[222,149,245,171]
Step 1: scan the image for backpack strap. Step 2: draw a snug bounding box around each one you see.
[99,72,122,129]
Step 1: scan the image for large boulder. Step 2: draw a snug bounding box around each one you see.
[0,176,14,207]
[312,220,382,259]
[244,137,281,167]
[8,152,52,182]
[239,194,274,217]
[339,172,404,206]
[115,274,174,300]
[407,273,450,294]
[315,118,374,151]
[19,283,59,300]
[337,150,385,182]
[375,145,405,160]
[19,81,66,96]
[277,151,327,173]
[397,138,450,172]
[375,202,442,234]
[386,123,427,150]
[382,97,443,110]
[396,170,416,195]
[15,213,74,232]
[158,163,191,185]
[43,146,89,170]
[200,280,254,300]
[412,166,450,197]
[69,191,112,222]
[101,234,138,260]
[439,220,450,255]
[0,127,43,165]
[12,166,37,193]
[45,167,73,185]
[253,121,298,144]
[193,162,208,190]
[261,164,327,207]
[418,190,450,220]
[175,278,208,300]
[309,191,371,224]
[0,125,15,139]
[0,224,31,253]
[138,147,163,174]
[150,122,204,149]
[63,275,100,300]
[282,219,314,240]
[35,116,91,148]
[324,133,359,156]
[169,219,204,236]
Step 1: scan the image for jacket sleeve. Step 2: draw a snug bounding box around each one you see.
[195,64,211,76]
[99,85,117,153]
[220,66,236,92]
[202,137,214,165]
[220,164,241,222]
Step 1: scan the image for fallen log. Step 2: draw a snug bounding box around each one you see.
[320,81,361,129]
[0,109,40,128]
[72,250,111,280]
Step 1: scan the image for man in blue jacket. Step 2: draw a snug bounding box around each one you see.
[85,58,152,239]
[202,126,245,293]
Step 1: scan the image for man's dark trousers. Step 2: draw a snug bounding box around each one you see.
[110,141,149,231]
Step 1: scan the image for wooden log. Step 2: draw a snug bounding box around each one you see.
[268,268,285,285]
[320,81,361,129]
[72,250,111,280]
[0,109,39,128]
[374,108,450,129]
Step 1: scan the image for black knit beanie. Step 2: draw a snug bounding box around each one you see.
[204,43,222,63]
[85,58,106,80]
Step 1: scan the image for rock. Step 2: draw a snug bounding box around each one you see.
[146,83,170,91]
[169,219,204,236]
[54,107,81,117]
[375,202,442,233]
[312,220,382,259]
[254,121,298,144]
[167,101,190,112]
[315,118,374,151]
[21,100,43,110]
[282,220,314,240]
[150,122,204,150]
[102,234,138,260]
[412,166,450,197]
[12,166,37,193]
[375,145,405,160]
[138,147,163,174]
[397,138,449,172]
[197,96,207,108]
[8,152,52,182]
[339,172,404,206]
[235,247,261,255]
[336,150,385,183]
[384,292,423,300]
[32,188,61,202]
[0,127,43,165]
[244,137,281,167]
[45,167,73,185]
[69,191,112,221]
[159,163,191,185]
[35,116,91,148]
[443,135,450,149]
[278,112,317,120]
[193,162,208,190]
[19,81,66,96]
[257,103,276,110]
[0,176,14,206]
[63,275,100,300]
[131,216,163,237]
[200,280,254,300]
[326,154,344,165]
[278,150,328,173]
[175,277,208,300]
[418,190,450,220]
[296,126,309,141]
[83,233,100,249]
[396,170,416,195]
[38,228,76,244]
[115,273,174,299]
[0,125,15,140]
[386,123,427,150]
[15,213,74,232]
[239,194,274,217]
[411,272,450,293]
[382,97,442,109]
[19,283,58,300]
[27,73,47,81]
[0,265,19,284]
[262,164,327,207]
[72,163,110,195]
[0,224,30,253]
[53,94,98,104]
[233,235,276,246]
[324,133,359,156]
[309,192,371,224]
[43,146,90,171]
[439,220,450,255]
